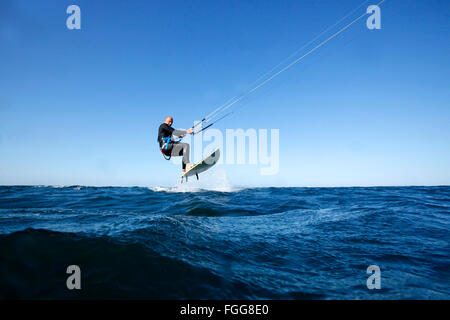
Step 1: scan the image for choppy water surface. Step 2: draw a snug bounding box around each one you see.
[0,185,448,299]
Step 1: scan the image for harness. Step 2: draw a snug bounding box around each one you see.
[159,136,182,160]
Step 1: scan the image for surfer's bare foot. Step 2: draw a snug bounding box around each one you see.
[186,163,192,171]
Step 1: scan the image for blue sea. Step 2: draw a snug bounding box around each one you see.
[0,185,448,299]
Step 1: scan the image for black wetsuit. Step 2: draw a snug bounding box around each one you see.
[157,123,190,169]
[157,123,176,153]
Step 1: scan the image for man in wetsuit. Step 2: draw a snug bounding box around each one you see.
[158,116,194,174]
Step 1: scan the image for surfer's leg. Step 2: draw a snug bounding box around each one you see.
[170,143,190,170]
[182,143,190,167]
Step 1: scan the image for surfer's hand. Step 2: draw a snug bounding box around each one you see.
[187,128,194,134]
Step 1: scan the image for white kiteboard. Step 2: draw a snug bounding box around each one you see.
[181,148,220,182]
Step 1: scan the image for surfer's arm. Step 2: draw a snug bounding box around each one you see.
[173,128,193,137]
[173,129,186,137]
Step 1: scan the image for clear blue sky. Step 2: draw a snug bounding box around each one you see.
[1,0,449,187]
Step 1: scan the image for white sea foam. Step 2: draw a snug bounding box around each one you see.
[149,168,241,193]
[148,186,173,192]
[47,185,82,190]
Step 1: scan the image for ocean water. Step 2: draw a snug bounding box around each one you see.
[0,185,448,299]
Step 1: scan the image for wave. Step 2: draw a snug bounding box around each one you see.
[148,185,241,193]
[0,228,262,299]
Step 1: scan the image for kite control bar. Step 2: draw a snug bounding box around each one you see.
[192,112,232,135]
